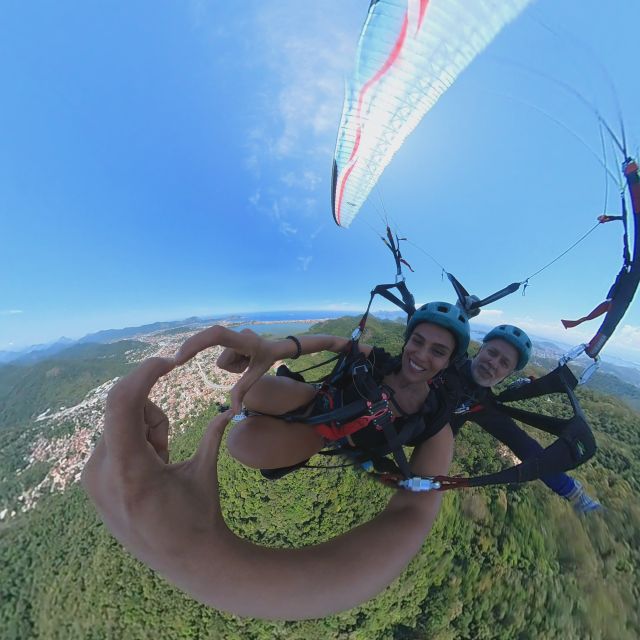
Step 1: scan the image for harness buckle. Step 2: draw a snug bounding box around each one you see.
[505,376,533,391]
[454,401,472,415]
[352,363,370,376]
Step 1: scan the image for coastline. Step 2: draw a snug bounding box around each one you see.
[226,318,330,327]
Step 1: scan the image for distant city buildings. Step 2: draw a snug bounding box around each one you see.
[1,330,243,520]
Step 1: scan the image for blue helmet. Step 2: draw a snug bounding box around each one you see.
[483,324,532,370]
[405,301,470,360]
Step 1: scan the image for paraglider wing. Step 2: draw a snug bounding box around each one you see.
[332,0,534,227]
[585,159,640,357]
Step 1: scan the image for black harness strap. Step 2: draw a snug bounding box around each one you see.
[331,343,415,478]
[428,365,596,491]
[374,411,413,479]
[469,282,523,309]
[368,282,416,318]
[447,272,523,316]
[438,435,586,489]
[282,398,370,427]
[351,227,416,336]
[268,232,423,479]
[382,226,414,278]
[333,381,457,480]
[495,365,577,402]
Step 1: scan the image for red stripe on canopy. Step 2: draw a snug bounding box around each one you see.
[336,4,430,225]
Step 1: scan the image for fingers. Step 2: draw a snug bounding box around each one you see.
[230,383,251,416]
[228,385,246,415]
[192,409,235,478]
[145,401,170,463]
[174,325,260,366]
[104,357,175,455]
[80,437,107,493]
[145,399,167,426]
[110,358,175,412]
[175,325,270,413]
[230,366,264,414]
[174,326,226,365]
[216,348,249,373]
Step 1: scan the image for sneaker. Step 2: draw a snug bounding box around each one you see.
[567,480,602,515]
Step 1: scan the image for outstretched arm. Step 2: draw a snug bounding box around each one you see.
[184,424,454,619]
[82,357,452,621]
[471,408,543,459]
[175,325,372,412]
[172,422,452,620]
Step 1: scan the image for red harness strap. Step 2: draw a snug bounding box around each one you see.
[312,394,394,441]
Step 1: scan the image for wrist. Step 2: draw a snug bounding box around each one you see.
[274,336,301,360]
[285,335,302,359]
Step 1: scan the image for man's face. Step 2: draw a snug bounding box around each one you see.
[470,338,519,388]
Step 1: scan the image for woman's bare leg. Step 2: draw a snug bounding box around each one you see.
[227,375,324,469]
[241,375,316,414]
[227,416,324,469]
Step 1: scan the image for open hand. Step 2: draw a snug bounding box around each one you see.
[80,352,447,619]
[81,356,241,603]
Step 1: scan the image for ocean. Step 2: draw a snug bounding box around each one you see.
[215,310,356,336]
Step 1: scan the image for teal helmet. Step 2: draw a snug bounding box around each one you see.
[483,324,532,370]
[405,301,470,360]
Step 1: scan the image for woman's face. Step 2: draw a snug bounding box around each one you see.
[402,322,455,382]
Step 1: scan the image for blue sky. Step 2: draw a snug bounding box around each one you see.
[1,0,639,362]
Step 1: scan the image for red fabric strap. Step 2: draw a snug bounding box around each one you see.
[313,404,394,441]
[561,300,611,329]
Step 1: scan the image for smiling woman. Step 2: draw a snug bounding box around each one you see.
[174,303,469,478]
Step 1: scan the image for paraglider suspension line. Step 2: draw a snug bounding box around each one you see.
[524,221,601,282]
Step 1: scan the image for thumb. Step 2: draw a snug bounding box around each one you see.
[192,409,234,478]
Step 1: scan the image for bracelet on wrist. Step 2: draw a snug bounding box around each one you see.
[286,335,302,359]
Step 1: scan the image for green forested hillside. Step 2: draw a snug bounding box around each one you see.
[1,402,638,639]
[0,340,146,429]
[0,320,639,639]
[307,315,406,352]
[534,355,640,412]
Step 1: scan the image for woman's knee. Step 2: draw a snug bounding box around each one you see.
[226,422,260,467]
[226,417,323,469]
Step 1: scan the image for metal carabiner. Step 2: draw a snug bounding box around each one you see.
[558,343,600,385]
[558,343,587,367]
[579,357,600,384]
[398,476,442,492]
